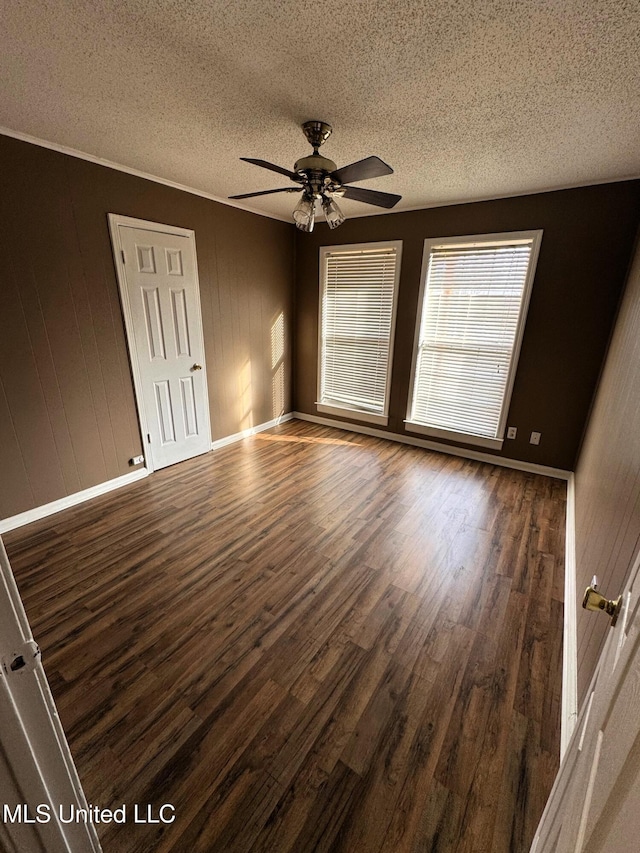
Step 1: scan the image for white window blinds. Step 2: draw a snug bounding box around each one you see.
[408,233,541,443]
[319,243,401,421]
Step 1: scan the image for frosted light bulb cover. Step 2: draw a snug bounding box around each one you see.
[322,196,345,229]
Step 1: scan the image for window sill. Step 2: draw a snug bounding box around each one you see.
[404,421,504,450]
[317,403,389,427]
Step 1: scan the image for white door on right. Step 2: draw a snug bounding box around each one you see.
[532,546,640,852]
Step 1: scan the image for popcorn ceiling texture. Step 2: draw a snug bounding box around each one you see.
[1,0,639,219]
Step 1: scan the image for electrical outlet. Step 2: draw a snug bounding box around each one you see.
[530,431,541,446]
[130,455,144,465]
[507,426,517,439]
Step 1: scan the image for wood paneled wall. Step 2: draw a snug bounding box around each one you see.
[294,183,640,470]
[574,231,640,700]
[0,135,294,520]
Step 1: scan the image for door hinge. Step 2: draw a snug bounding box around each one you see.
[2,640,41,676]
[121,250,126,264]
[147,433,151,443]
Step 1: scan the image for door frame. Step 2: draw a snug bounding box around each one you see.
[108,214,212,473]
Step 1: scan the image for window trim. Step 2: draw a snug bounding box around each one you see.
[317,241,403,426]
[405,230,543,448]
[316,402,390,426]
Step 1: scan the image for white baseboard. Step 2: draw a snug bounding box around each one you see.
[561,473,578,758]
[293,412,572,480]
[211,413,294,451]
[0,469,150,534]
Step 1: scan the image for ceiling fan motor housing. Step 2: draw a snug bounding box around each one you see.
[294,153,339,198]
[294,154,338,175]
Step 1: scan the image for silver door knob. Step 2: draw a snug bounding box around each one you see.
[191,363,203,371]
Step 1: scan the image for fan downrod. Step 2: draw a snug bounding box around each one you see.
[302,121,333,152]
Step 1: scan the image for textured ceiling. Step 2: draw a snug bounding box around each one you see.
[2,0,639,222]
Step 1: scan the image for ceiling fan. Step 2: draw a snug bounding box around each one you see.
[229,120,401,232]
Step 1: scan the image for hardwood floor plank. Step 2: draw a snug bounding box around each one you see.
[288,760,363,853]
[249,755,331,853]
[380,622,477,851]
[406,778,466,853]
[326,668,441,853]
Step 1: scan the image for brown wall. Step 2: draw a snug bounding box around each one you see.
[574,230,640,700]
[294,183,640,470]
[0,135,294,520]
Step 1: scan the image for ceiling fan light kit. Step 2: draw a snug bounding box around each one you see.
[230,121,401,231]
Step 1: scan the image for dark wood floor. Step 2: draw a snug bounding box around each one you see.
[3,420,565,853]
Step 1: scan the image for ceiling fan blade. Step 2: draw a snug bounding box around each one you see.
[240,157,301,182]
[330,155,393,185]
[341,185,402,209]
[229,187,303,200]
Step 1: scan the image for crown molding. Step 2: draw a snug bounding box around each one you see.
[0,126,291,223]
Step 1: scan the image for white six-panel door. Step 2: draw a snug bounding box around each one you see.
[532,545,640,852]
[109,216,211,471]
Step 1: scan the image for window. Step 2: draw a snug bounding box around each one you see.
[406,231,542,449]
[318,242,402,426]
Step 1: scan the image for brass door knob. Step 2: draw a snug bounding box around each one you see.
[191,363,203,371]
[582,576,622,627]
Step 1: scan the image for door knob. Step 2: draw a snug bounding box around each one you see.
[191,363,203,371]
[582,575,622,627]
